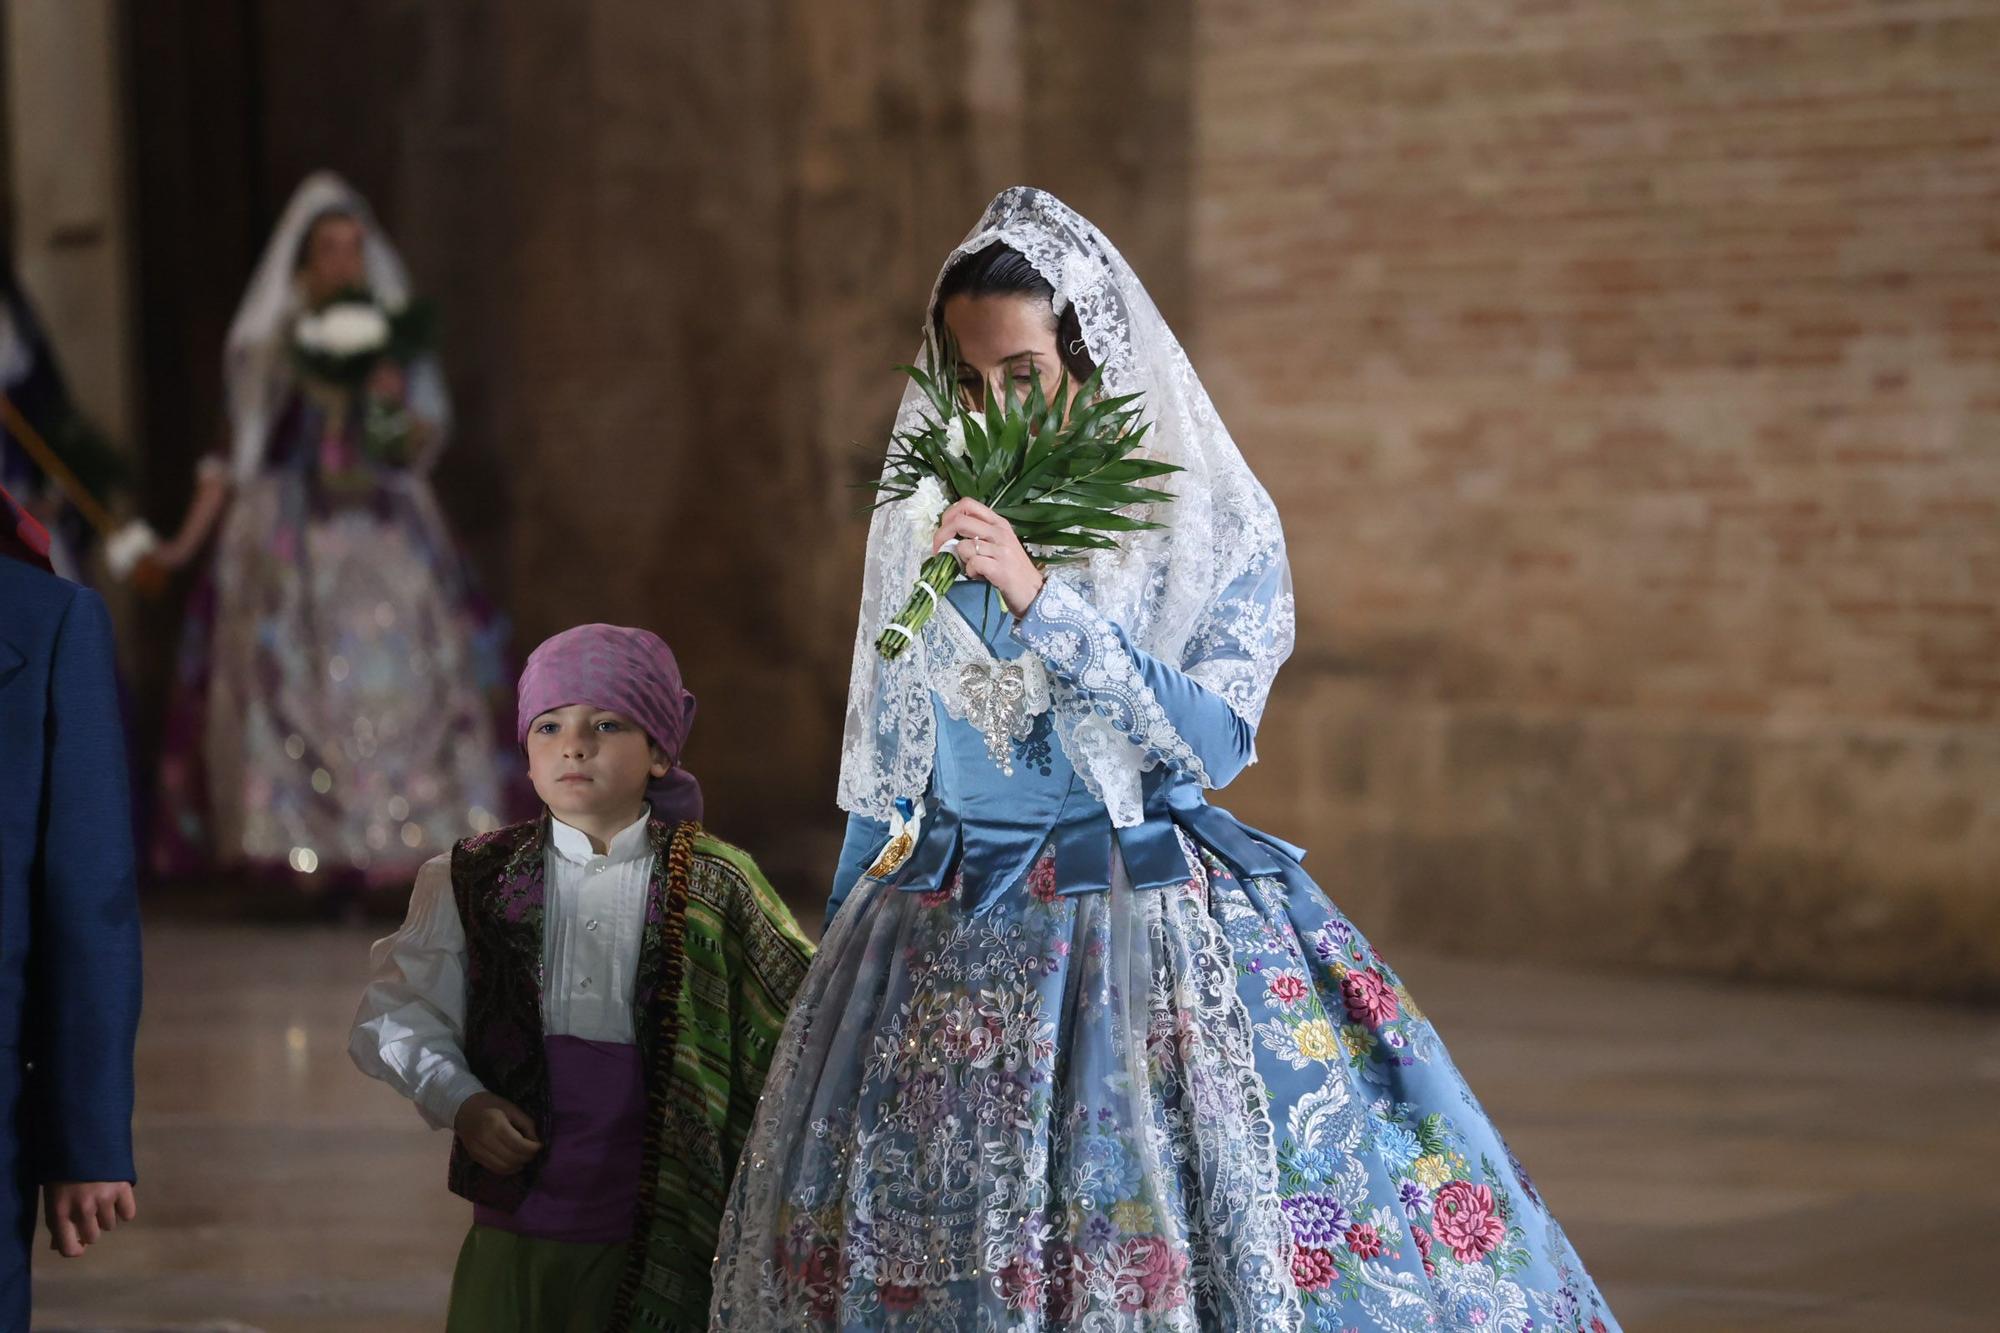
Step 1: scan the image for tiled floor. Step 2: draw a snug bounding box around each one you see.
[31,917,2000,1331]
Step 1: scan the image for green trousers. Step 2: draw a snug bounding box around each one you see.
[446,1223,629,1333]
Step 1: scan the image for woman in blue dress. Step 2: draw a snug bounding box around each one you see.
[712,187,1619,1333]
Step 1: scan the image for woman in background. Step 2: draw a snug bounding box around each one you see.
[151,171,516,900]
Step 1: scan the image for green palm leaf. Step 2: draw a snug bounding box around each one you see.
[865,342,1180,660]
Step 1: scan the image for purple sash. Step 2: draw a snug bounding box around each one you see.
[473,1035,645,1244]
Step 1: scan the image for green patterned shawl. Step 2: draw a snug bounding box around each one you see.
[611,829,813,1332]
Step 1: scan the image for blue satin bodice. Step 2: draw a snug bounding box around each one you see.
[827,572,1303,928]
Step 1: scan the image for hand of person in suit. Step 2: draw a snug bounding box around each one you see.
[453,1091,543,1176]
[44,1181,136,1258]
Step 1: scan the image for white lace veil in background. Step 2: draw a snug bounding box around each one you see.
[222,171,452,481]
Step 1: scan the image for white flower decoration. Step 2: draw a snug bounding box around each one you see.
[906,476,949,540]
[295,301,389,357]
[104,520,160,581]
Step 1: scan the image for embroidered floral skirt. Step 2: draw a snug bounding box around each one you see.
[152,467,520,889]
[713,831,1620,1332]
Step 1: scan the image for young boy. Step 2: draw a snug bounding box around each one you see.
[351,623,812,1331]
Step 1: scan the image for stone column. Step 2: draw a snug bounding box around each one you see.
[3,0,135,442]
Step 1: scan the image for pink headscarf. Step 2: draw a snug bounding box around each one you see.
[516,623,703,824]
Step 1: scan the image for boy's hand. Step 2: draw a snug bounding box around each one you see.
[454,1091,543,1176]
[45,1182,137,1258]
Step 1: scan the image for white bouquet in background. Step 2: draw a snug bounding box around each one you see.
[289,285,434,390]
[103,520,161,582]
[294,301,390,359]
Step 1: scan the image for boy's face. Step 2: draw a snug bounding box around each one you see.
[524,704,666,824]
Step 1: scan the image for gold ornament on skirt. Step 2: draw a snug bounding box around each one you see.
[865,801,924,878]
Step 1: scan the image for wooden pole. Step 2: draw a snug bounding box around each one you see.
[0,392,119,536]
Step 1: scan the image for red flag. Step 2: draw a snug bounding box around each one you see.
[1,482,54,573]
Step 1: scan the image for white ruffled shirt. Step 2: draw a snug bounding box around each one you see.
[348,808,657,1130]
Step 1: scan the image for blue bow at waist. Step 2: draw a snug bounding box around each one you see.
[868,776,1307,916]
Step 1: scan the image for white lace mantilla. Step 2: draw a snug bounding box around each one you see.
[838,187,1295,826]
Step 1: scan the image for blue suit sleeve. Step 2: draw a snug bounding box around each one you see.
[1013,563,1291,791]
[32,587,142,1183]
[825,812,890,934]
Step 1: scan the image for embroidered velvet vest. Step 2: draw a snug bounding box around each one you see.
[446,814,696,1213]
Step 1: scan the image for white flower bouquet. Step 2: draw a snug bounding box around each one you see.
[867,347,1177,661]
[289,285,434,391]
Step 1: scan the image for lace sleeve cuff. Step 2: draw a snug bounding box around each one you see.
[1013,574,1210,786]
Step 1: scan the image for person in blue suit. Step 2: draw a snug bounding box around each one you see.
[0,482,142,1322]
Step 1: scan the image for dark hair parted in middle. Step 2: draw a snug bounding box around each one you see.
[935,242,1098,384]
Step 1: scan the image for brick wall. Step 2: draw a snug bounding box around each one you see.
[133,1,1998,995]
[1193,0,2000,996]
